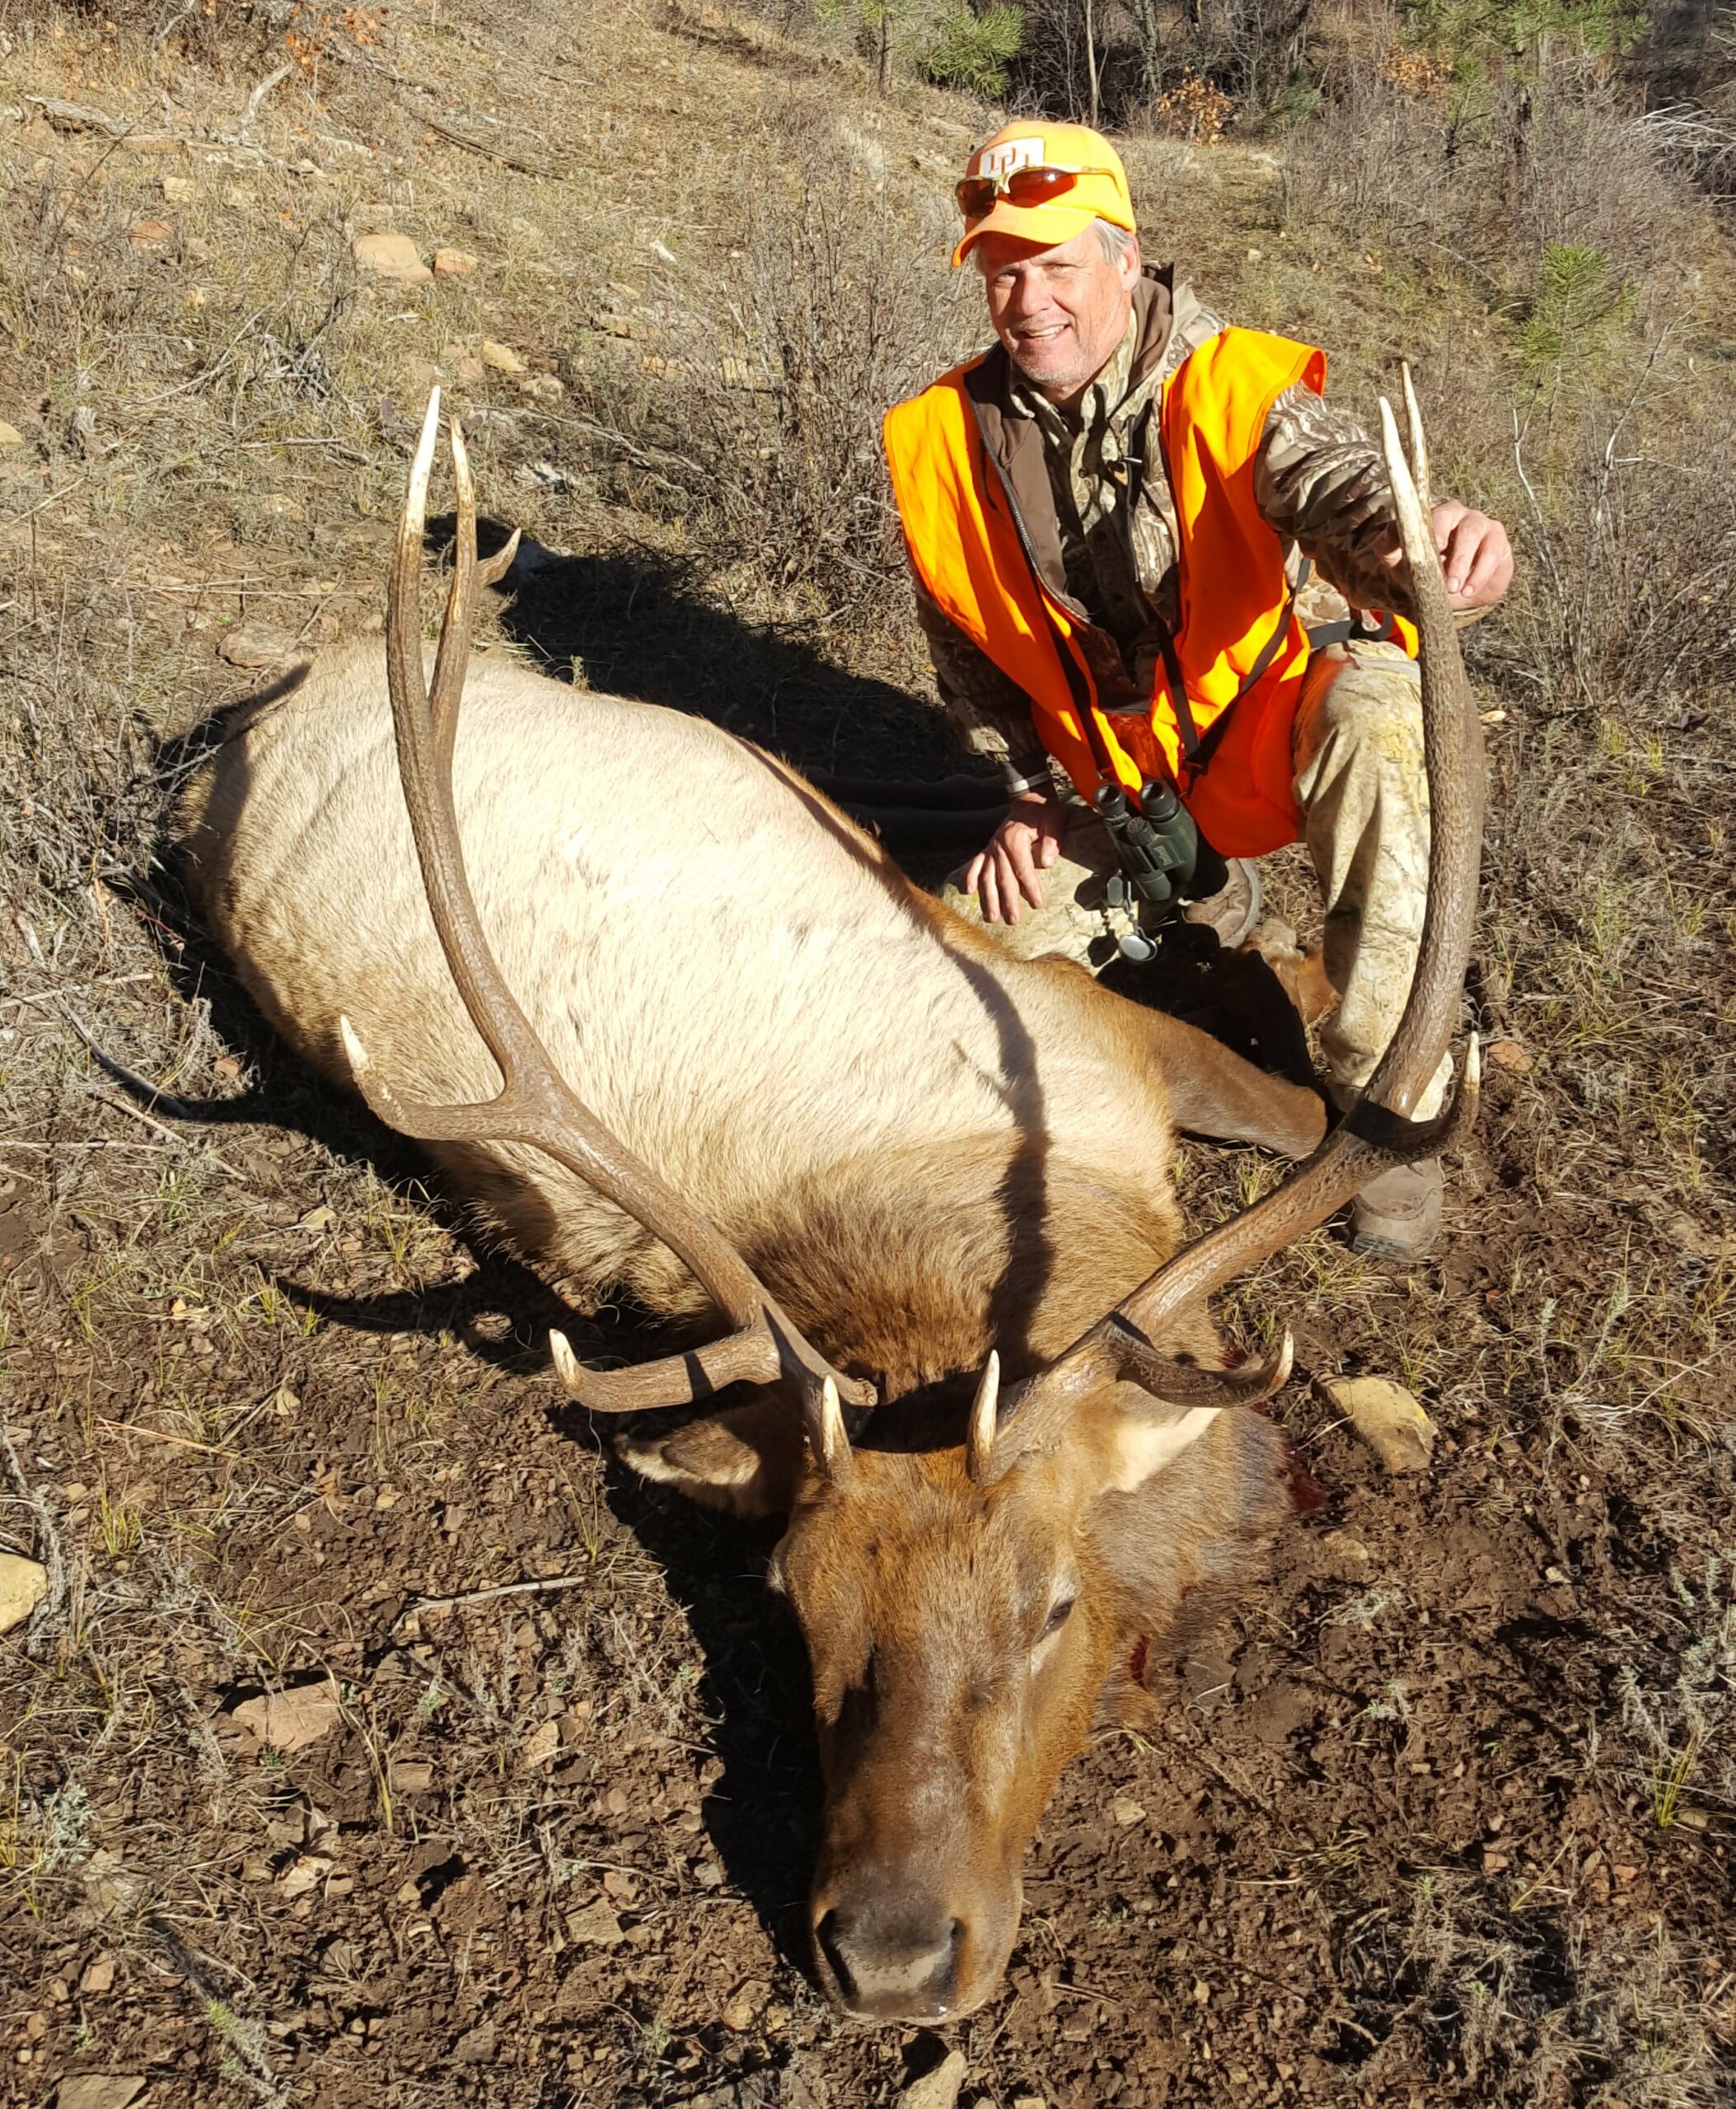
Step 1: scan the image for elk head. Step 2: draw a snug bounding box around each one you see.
[348,379,1482,2027]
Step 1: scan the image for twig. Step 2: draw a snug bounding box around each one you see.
[89,1088,248,1181]
[0,1425,67,1662]
[95,1419,241,1460]
[395,1572,597,1623]
[129,306,270,409]
[241,62,295,133]
[400,95,555,175]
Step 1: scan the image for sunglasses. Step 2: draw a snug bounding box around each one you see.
[955,162,1121,221]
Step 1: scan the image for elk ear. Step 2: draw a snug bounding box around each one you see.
[1093,1396,1224,1494]
[615,1396,805,1517]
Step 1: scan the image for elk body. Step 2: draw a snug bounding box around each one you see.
[174,390,1480,2025]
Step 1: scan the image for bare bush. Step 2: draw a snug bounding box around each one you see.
[583,96,974,631]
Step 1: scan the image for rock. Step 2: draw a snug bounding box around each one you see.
[691,1857,723,1889]
[297,1204,336,1231]
[1318,1375,1436,1474]
[79,1955,115,1995]
[432,246,477,276]
[722,1978,769,2031]
[566,1898,624,1946]
[161,174,194,203]
[452,2019,496,2063]
[520,372,564,402]
[129,217,171,246]
[57,2081,147,2109]
[480,337,527,374]
[0,421,25,450]
[521,1719,559,1769]
[650,238,677,264]
[1486,1037,1532,1075]
[1110,1794,1145,1826]
[218,629,296,669]
[353,231,432,283]
[0,1552,49,1634]
[229,1676,343,1751]
[901,2050,967,2109]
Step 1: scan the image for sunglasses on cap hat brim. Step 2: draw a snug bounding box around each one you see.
[954,162,1127,221]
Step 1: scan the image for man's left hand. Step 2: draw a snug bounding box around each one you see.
[1429,499,1513,611]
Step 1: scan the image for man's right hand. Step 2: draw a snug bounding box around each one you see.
[964,791,1065,925]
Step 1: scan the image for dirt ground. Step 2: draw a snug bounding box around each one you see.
[2,2,1734,2105]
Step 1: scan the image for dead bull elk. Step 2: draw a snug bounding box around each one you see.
[175,381,1481,2024]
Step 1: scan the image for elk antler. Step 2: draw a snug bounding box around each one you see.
[973,367,1484,1481]
[339,390,874,1473]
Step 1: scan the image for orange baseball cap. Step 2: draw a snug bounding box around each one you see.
[952,120,1137,269]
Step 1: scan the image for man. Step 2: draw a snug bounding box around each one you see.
[882,120,1511,1260]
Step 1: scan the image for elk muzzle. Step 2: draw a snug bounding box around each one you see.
[809,1834,1022,2022]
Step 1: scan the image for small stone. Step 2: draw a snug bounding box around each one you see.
[605,1786,629,1816]
[129,217,171,246]
[353,231,432,283]
[521,372,564,402]
[692,1858,724,1889]
[228,1677,342,1752]
[1486,1038,1532,1075]
[566,1898,624,1946]
[1482,1848,1510,1872]
[452,2019,496,2063]
[1318,1375,1436,1474]
[218,629,295,669]
[901,2048,967,2109]
[298,1204,336,1231]
[1192,1977,1211,2005]
[601,1868,637,1903]
[0,1553,49,1634]
[56,2081,147,2109]
[521,1719,559,1770]
[161,174,194,202]
[480,338,527,374]
[79,1955,115,1995]
[1012,2097,1048,2109]
[277,1854,332,1898]
[389,1759,430,1789]
[721,1978,768,2032]
[0,422,25,451]
[432,246,477,275]
[1613,1863,1641,1882]
[650,238,677,264]
[1544,1565,1568,1585]
[1111,1794,1145,1827]
[373,1487,399,1512]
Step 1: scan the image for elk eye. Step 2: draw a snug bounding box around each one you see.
[1039,1597,1075,1641]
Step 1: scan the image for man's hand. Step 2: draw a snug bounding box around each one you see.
[964,791,1065,925]
[1379,498,1513,613]
[1430,498,1513,610]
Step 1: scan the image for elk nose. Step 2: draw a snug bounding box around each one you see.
[816,1905,964,2022]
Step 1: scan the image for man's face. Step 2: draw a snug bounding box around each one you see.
[976,224,1142,404]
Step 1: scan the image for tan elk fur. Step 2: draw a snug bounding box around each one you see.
[176,638,1322,1399]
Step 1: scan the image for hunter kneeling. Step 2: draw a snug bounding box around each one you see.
[883,121,1512,1261]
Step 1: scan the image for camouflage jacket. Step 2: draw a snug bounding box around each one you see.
[910,266,1415,785]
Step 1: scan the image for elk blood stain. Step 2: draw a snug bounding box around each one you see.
[1285,1446,1327,1516]
[1126,1636,1150,1687]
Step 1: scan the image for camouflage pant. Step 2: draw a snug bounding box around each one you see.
[941,639,1454,1117]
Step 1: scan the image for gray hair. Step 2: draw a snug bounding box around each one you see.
[1094,219,1136,264]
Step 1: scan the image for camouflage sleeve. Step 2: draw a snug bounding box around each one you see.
[1253,382,1415,620]
[911,577,1053,785]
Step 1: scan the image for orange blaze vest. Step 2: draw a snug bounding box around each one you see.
[884,328,1414,859]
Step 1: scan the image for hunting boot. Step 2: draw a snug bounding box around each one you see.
[1348,1155,1444,1261]
[1179,858,1263,952]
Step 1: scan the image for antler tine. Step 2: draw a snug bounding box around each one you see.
[1401,362,1430,514]
[996,374,1483,1437]
[349,389,873,1449]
